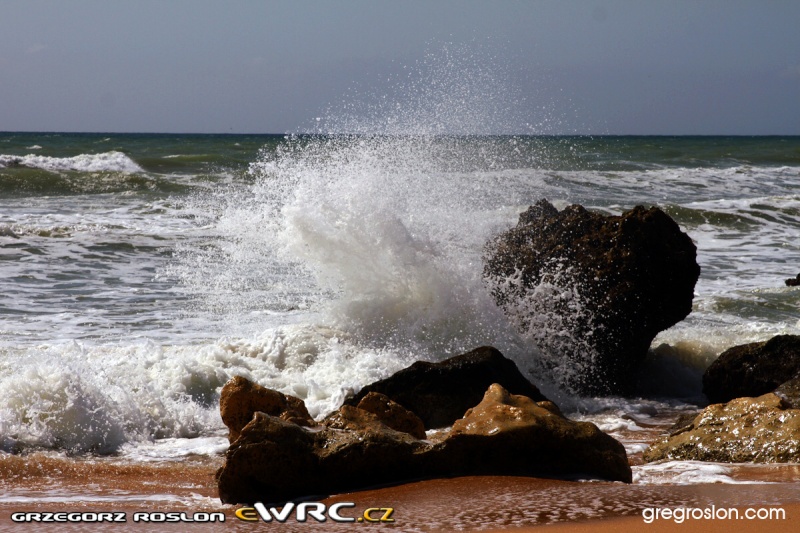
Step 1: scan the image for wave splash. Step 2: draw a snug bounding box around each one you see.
[168,44,586,405]
[0,151,143,173]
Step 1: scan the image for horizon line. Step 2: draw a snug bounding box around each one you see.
[2,131,800,137]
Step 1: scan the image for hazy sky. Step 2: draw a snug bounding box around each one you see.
[1,0,798,134]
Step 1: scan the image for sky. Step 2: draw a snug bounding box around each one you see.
[1,0,799,135]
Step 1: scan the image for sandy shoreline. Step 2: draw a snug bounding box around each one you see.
[2,453,800,532]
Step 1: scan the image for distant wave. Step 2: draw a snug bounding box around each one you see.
[0,151,143,173]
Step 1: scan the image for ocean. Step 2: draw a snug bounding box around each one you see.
[2,132,800,522]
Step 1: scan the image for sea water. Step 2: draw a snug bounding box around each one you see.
[2,50,800,494]
[2,131,800,478]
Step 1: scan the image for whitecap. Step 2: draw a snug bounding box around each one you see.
[0,151,143,172]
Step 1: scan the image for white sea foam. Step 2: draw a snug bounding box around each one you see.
[118,436,229,461]
[0,151,143,172]
[0,325,435,455]
[0,490,196,504]
[0,341,222,454]
[633,461,769,485]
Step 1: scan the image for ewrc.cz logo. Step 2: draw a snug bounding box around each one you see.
[236,502,395,523]
[11,512,225,523]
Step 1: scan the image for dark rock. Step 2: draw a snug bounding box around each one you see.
[219,376,315,443]
[666,411,701,437]
[702,335,800,404]
[484,200,700,396]
[344,346,547,429]
[216,383,631,504]
[785,274,800,287]
[644,393,800,463]
[773,375,800,409]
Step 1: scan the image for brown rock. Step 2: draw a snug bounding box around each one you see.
[439,384,632,483]
[644,393,800,463]
[219,376,314,443]
[217,409,429,504]
[321,403,424,440]
[356,392,426,439]
[216,383,630,504]
[484,200,700,395]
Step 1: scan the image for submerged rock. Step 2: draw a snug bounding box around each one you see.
[702,335,800,404]
[344,346,547,429]
[484,200,700,396]
[644,393,800,463]
[216,380,631,504]
[219,376,315,443]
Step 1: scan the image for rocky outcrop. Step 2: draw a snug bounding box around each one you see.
[484,200,700,396]
[216,380,631,504]
[219,376,315,443]
[322,396,426,440]
[785,274,800,287]
[644,393,800,463]
[440,384,630,482]
[702,335,800,404]
[217,409,427,505]
[344,346,547,429]
[353,392,426,439]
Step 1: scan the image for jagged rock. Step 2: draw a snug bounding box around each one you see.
[702,335,800,404]
[344,346,547,429]
[439,384,631,483]
[354,392,426,439]
[216,383,631,504]
[216,410,427,504]
[484,200,700,396]
[785,274,800,287]
[219,376,315,443]
[322,402,426,441]
[644,393,800,463]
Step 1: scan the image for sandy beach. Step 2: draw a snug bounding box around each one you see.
[2,453,800,532]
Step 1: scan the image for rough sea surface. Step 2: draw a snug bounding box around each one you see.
[2,131,799,461]
[1,128,800,532]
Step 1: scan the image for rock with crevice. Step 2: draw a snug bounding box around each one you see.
[216,380,631,504]
[219,376,315,443]
[353,392,426,439]
[483,200,699,396]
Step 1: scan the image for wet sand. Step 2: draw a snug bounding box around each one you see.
[2,453,800,532]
